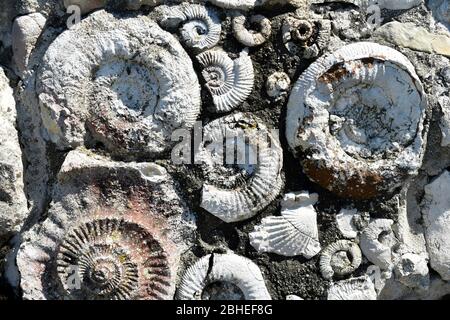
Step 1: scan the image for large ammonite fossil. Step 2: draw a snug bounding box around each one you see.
[197,113,283,223]
[37,10,201,159]
[17,150,194,300]
[285,42,428,199]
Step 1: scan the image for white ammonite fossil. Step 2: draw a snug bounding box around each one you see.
[286,42,428,199]
[17,150,195,300]
[319,240,362,280]
[281,16,331,58]
[249,192,321,258]
[197,49,254,113]
[37,10,201,159]
[327,276,377,300]
[153,3,222,51]
[198,113,283,223]
[176,253,271,300]
[232,14,272,47]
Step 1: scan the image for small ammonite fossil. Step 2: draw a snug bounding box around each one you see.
[232,14,272,47]
[176,253,271,300]
[285,42,428,199]
[319,240,362,280]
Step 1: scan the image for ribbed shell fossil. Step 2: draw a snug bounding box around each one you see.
[232,14,272,47]
[37,10,201,159]
[320,240,362,280]
[327,276,377,300]
[153,4,222,51]
[281,16,331,58]
[17,150,195,300]
[176,253,271,300]
[197,49,254,113]
[198,113,283,223]
[285,42,428,199]
[360,219,396,270]
[249,192,321,258]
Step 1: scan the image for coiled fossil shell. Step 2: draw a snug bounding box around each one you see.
[285,42,428,199]
[360,219,397,270]
[153,3,222,51]
[232,14,272,47]
[176,253,271,300]
[37,10,201,159]
[17,149,195,300]
[197,49,254,113]
[281,16,331,58]
[320,240,362,280]
[249,192,321,258]
[198,113,283,223]
[327,276,377,300]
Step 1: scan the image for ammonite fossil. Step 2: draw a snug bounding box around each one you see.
[197,49,254,113]
[285,42,428,199]
[37,10,201,159]
[176,253,271,300]
[319,240,362,280]
[17,150,195,300]
[197,113,283,223]
[232,14,272,47]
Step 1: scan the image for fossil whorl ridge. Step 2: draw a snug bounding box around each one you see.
[232,14,272,47]
[198,113,283,223]
[327,276,377,300]
[249,192,321,258]
[17,150,196,300]
[37,10,201,159]
[285,42,428,199]
[176,253,271,300]
[319,240,362,280]
[197,49,254,113]
[153,3,222,51]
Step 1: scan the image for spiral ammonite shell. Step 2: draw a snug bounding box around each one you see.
[176,253,271,300]
[37,10,201,159]
[17,150,195,300]
[319,240,362,280]
[286,42,428,199]
[198,113,283,223]
[232,14,272,47]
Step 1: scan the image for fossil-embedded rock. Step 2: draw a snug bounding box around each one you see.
[232,14,272,47]
[17,149,196,300]
[0,68,28,238]
[286,42,428,199]
[327,276,377,300]
[266,72,291,99]
[421,171,450,280]
[320,240,362,280]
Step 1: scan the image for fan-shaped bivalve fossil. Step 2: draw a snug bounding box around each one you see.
[17,149,196,300]
[360,219,397,270]
[0,68,28,238]
[176,253,271,300]
[327,276,377,300]
[153,3,222,51]
[285,42,428,199]
[266,72,291,99]
[232,14,272,47]
[197,49,254,113]
[249,192,321,258]
[320,240,362,280]
[281,16,331,58]
[198,113,283,223]
[37,10,201,159]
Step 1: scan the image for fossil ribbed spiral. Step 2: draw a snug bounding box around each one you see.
[320,240,362,280]
[198,113,283,223]
[37,10,201,159]
[197,49,254,113]
[176,253,271,300]
[232,14,272,47]
[286,42,428,199]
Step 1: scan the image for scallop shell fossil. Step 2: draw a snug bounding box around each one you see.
[197,49,254,113]
[249,191,321,258]
[281,16,331,58]
[232,14,272,47]
[198,113,283,223]
[176,253,271,300]
[319,240,362,280]
[360,219,397,270]
[327,276,377,300]
[285,42,428,199]
[37,10,201,159]
[153,3,222,51]
[17,149,195,300]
